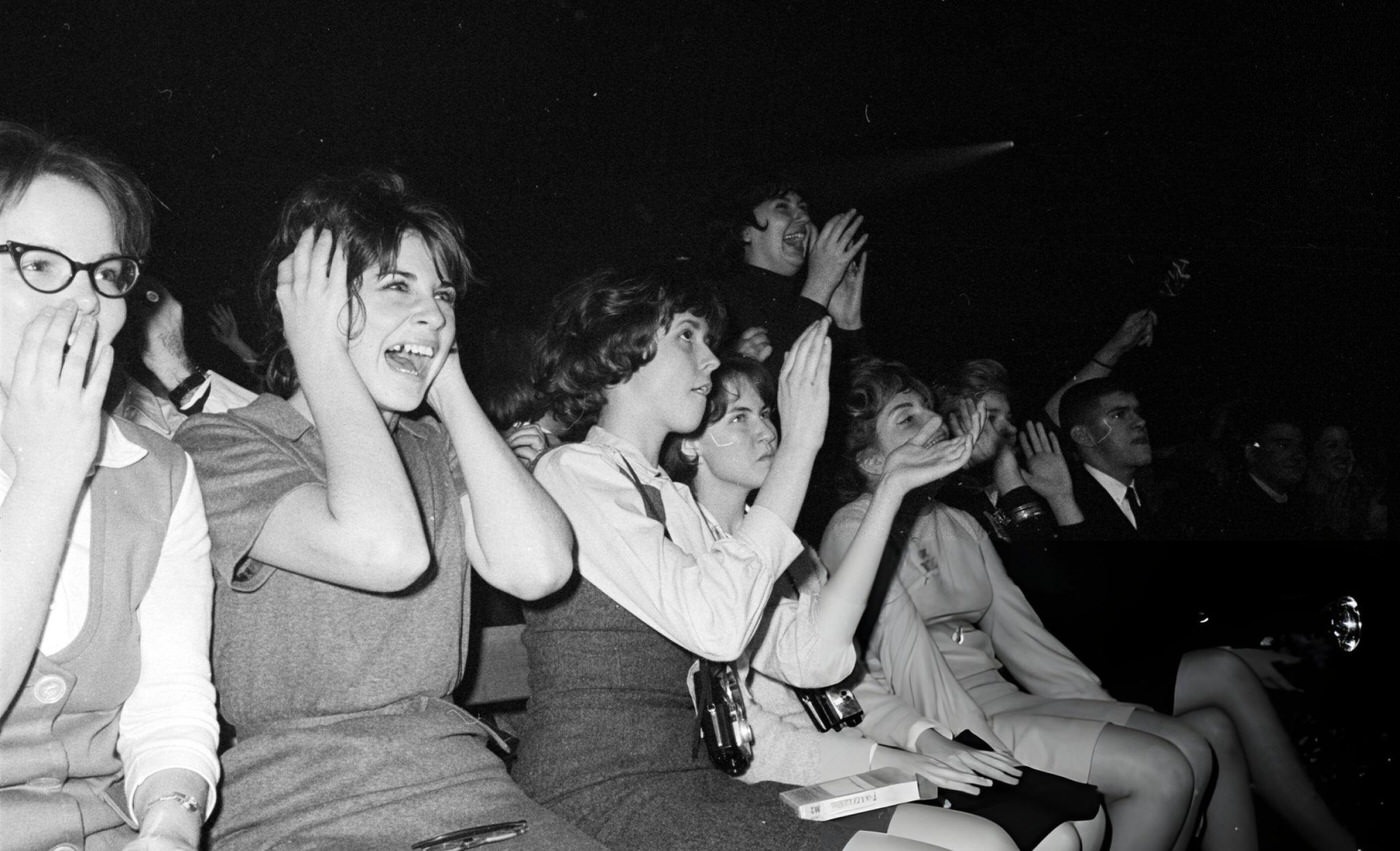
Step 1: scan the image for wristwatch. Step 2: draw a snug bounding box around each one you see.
[168,366,211,407]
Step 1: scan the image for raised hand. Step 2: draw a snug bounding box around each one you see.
[825,251,866,330]
[503,421,552,470]
[882,416,975,493]
[945,396,988,448]
[208,303,241,348]
[1018,420,1074,500]
[732,326,773,363]
[135,286,204,392]
[1102,307,1158,360]
[2,302,112,481]
[775,317,832,454]
[425,342,470,416]
[802,209,868,303]
[275,227,352,365]
[991,439,1029,496]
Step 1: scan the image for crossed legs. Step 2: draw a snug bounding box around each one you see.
[1173,647,1356,851]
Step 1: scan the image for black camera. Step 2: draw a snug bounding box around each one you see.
[986,495,1057,542]
[692,660,754,776]
[795,686,865,732]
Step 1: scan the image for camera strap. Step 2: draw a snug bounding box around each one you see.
[615,458,751,769]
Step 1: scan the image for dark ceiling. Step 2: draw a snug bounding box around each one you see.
[6,0,1397,440]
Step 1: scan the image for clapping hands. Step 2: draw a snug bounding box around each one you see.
[733,326,774,363]
[775,318,832,454]
[882,400,984,493]
[803,209,868,303]
[1017,420,1074,500]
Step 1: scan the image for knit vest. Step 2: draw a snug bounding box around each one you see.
[0,419,186,851]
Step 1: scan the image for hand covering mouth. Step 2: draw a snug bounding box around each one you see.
[385,342,436,376]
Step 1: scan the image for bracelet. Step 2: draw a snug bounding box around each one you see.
[1091,356,1114,370]
[142,791,202,817]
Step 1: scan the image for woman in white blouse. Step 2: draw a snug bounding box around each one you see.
[668,355,1107,851]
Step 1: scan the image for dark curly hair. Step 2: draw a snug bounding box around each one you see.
[836,356,938,500]
[705,173,808,273]
[534,261,725,434]
[660,356,775,486]
[255,170,472,397]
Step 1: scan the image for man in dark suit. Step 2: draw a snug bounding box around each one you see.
[1217,411,1311,539]
[1056,377,1165,539]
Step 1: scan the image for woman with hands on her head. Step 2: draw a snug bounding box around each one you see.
[172,171,602,851]
[665,356,1106,851]
[1,122,219,851]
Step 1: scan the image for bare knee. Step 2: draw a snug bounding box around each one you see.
[1030,820,1083,851]
[1184,705,1245,767]
[1129,710,1216,798]
[886,803,1018,851]
[1179,647,1258,704]
[1139,733,1198,809]
[1093,727,1196,813]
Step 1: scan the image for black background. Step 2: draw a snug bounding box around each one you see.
[6,0,1396,448]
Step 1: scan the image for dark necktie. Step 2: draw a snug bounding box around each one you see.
[1125,485,1142,528]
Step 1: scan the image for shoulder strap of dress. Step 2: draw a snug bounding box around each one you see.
[617,457,672,542]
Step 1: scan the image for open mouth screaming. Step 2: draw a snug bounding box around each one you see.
[384,342,436,377]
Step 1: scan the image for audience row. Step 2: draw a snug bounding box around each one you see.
[2,121,1370,851]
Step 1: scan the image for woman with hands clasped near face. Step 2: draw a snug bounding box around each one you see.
[1,122,219,851]
[665,356,1105,851]
[823,357,1280,851]
[709,176,869,368]
[172,172,603,851]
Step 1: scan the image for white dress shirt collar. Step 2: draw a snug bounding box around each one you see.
[1083,462,1138,528]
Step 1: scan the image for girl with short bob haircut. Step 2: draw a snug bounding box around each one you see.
[174,170,603,851]
[1,121,219,850]
[519,262,969,851]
